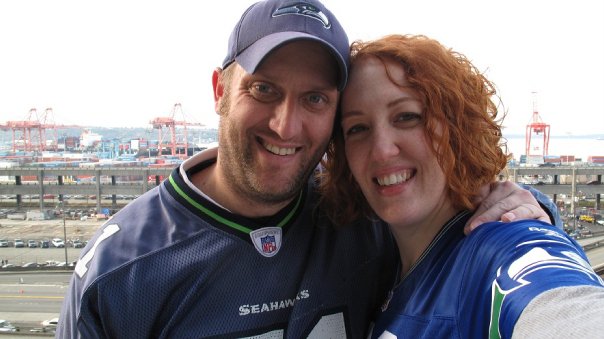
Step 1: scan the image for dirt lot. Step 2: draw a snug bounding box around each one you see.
[0,218,104,243]
[0,218,105,265]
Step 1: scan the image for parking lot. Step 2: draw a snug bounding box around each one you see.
[0,217,104,267]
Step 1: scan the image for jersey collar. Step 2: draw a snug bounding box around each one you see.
[165,148,306,238]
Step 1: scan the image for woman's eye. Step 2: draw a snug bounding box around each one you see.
[395,112,423,127]
[344,124,368,136]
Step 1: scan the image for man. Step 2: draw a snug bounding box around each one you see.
[56,0,556,338]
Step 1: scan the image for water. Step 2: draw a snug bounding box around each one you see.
[503,135,604,161]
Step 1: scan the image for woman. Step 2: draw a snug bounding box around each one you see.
[321,35,604,338]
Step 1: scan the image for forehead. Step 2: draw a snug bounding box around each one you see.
[341,55,424,118]
[350,55,408,86]
[256,40,339,86]
[342,55,411,107]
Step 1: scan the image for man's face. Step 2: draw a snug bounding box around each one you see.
[216,40,339,208]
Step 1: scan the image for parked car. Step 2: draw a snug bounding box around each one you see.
[0,319,19,332]
[40,240,50,248]
[27,239,38,248]
[72,240,84,248]
[14,239,25,248]
[51,238,65,248]
[22,262,40,268]
[0,239,8,247]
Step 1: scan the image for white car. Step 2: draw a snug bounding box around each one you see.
[22,262,40,268]
[42,317,59,332]
[0,319,18,332]
[42,317,59,327]
[51,238,65,248]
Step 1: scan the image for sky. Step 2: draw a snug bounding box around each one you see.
[1,0,603,136]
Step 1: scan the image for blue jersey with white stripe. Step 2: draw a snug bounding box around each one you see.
[57,150,398,339]
[370,212,603,339]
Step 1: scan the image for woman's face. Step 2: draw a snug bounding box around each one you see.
[340,55,453,228]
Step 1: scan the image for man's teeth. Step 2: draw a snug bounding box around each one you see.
[264,143,296,155]
[377,172,411,186]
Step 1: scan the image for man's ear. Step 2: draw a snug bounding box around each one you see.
[212,68,224,114]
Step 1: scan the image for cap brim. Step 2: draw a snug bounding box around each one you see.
[235,31,348,91]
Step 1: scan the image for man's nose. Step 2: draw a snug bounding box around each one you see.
[269,97,303,140]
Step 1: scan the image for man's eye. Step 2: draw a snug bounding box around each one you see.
[251,83,272,94]
[250,82,279,101]
[308,93,326,105]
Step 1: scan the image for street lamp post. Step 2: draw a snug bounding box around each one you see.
[60,201,68,265]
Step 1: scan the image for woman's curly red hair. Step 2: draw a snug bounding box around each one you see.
[319,34,509,226]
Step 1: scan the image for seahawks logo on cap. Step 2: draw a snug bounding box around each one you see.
[272,3,331,29]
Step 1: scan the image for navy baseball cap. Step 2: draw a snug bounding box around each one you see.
[222,0,349,91]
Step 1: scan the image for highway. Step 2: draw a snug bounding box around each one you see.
[586,243,604,271]
[0,272,67,336]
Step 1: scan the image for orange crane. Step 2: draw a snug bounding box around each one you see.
[525,93,550,157]
[1,108,80,152]
[149,103,204,158]
[4,108,43,152]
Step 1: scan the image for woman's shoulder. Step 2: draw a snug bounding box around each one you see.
[458,220,601,337]
[468,219,573,250]
[457,219,587,288]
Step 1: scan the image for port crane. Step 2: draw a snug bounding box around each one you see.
[149,103,204,158]
[525,93,550,157]
[0,108,80,152]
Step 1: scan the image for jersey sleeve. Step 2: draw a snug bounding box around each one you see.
[511,285,604,339]
[485,222,604,338]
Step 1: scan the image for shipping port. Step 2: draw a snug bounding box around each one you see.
[0,104,216,219]
[0,101,603,234]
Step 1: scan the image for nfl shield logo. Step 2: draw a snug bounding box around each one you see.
[261,235,277,253]
[250,227,282,257]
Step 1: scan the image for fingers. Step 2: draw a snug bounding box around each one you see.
[467,203,548,231]
[501,204,550,223]
[467,182,525,226]
[464,181,547,235]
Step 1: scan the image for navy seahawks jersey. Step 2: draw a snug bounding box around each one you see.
[57,149,398,339]
[370,211,604,339]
